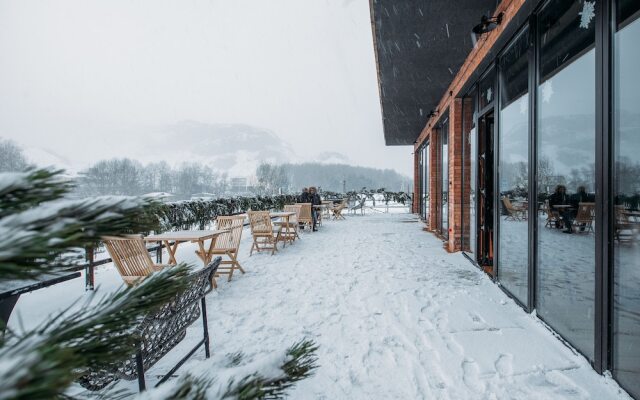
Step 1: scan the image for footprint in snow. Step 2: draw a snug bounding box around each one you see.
[462,359,486,393]
[494,353,514,377]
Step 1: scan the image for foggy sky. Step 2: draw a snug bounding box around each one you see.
[0,0,413,176]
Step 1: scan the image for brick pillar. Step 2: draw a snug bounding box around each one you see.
[461,97,473,252]
[447,99,463,252]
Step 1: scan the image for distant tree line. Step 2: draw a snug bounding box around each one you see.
[77,159,229,199]
[257,162,411,194]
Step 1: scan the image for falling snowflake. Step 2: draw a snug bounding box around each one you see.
[579,1,595,29]
[542,80,554,103]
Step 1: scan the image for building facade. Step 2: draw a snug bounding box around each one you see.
[372,0,639,397]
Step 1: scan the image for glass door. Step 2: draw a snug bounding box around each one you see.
[536,0,597,361]
[441,119,449,239]
[477,110,495,270]
[612,0,640,396]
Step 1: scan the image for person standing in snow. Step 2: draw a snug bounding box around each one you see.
[298,187,310,203]
[308,186,322,231]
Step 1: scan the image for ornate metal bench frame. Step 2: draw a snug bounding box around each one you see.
[78,257,221,392]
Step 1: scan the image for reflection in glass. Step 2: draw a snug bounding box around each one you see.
[498,28,529,305]
[479,69,496,110]
[536,0,596,360]
[613,0,640,397]
[422,144,429,222]
[462,90,477,255]
[441,119,449,238]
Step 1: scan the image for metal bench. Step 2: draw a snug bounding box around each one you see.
[78,257,221,391]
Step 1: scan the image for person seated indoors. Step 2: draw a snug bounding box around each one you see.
[308,186,322,232]
[569,186,594,232]
[548,185,573,232]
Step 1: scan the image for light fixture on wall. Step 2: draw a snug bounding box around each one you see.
[428,110,438,119]
[472,12,504,35]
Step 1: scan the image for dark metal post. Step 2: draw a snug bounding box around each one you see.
[136,348,146,391]
[594,0,613,374]
[85,246,95,291]
[201,297,210,358]
[156,241,162,264]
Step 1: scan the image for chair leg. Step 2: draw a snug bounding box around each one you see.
[201,297,210,358]
[136,347,146,392]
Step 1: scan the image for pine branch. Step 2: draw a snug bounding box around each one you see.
[136,339,319,400]
[0,169,73,218]
[0,195,162,281]
[0,265,192,400]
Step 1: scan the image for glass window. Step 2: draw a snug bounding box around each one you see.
[441,118,449,238]
[497,28,530,305]
[479,68,496,110]
[462,89,478,255]
[536,0,596,360]
[613,0,640,397]
[423,144,430,221]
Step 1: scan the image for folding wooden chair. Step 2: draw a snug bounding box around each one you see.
[296,203,313,231]
[572,202,595,233]
[248,211,281,255]
[543,200,561,228]
[103,235,168,286]
[210,215,246,282]
[275,204,301,242]
[502,197,526,221]
[331,200,347,220]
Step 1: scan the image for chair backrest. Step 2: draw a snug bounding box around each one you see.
[575,202,595,223]
[103,235,155,282]
[296,203,312,223]
[214,215,245,250]
[544,200,556,219]
[248,211,273,234]
[284,204,301,222]
[615,205,629,224]
[502,197,515,213]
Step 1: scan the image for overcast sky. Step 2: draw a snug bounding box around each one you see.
[0,0,413,176]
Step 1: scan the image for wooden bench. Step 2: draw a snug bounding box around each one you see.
[78,258,220,392]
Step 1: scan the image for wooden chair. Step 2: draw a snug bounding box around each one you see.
[502,197,526,221]
[248,211,281,255]
[103,235,168,286]
[296,203,313,230]
[209,215,245,283]
[572,202,595,233]
[543,200,561,228]
[614,205,636,242]
[321,201,333,217]
[275,204,301,242]
[331,200,347,220]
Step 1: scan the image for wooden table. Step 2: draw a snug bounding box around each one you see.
[1,271,81,330]
[270,211,297,247]
[143,230,229,266]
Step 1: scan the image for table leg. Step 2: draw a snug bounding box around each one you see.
[164,240,179,265]
[0,294,19,333]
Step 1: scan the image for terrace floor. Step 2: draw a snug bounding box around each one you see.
[10,211,631,399]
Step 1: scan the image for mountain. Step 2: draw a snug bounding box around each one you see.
[143,121,298,176]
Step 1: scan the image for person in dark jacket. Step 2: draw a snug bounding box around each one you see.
[548,185,574,233]
[308,186,322,231]
[298,187,309,203]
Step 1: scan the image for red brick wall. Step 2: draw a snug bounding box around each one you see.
[412,0,525,252]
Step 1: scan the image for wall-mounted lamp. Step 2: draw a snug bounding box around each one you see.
[472,12,504,35]
[428,110,438,118]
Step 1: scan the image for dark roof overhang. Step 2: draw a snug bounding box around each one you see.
[370,0,498,145]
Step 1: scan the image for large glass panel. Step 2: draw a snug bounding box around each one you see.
[423,144,430,222]
[497,28,530,305]
[613,0,640,396]
[441,119,449,238]
[536,0,596,360]
[462,89,478,255]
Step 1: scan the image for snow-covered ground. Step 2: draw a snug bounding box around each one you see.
[9,210,632,399]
